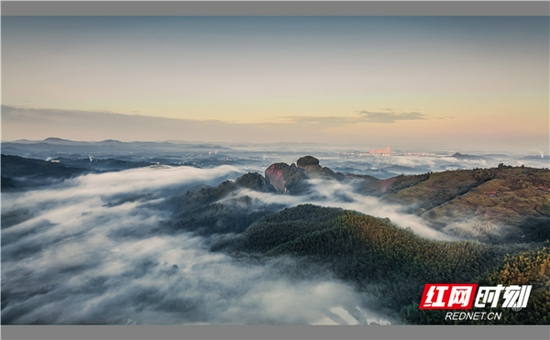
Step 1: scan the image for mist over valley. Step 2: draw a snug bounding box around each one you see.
[2,139,549,325]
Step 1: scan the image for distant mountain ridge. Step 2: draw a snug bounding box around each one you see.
[0,154,157,190]
[8,137,229,149]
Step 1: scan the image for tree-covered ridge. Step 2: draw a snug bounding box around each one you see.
[1,154,87,190]
[423,167,550,223]
[209,204,550,324]
[355,165,550,224]
[213,204,345,253]
[268,208,502,309]
[478,247,550,324]
[164,173,280,236]
[418,166,550,243]
[355,172,432,197]
[214,204,540,322]
[348,165,550,243]
[380,170,482,211]
[485,247,550,286]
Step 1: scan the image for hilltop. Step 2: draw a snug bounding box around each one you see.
[168,156,550,244]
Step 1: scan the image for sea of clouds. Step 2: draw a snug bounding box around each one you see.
[1,165,395,325]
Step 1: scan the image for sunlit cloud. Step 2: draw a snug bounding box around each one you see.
[357,110,428,123]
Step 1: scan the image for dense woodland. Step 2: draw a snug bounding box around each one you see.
[212,204,550,324]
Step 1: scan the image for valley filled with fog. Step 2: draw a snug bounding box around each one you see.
[2,140,549,324]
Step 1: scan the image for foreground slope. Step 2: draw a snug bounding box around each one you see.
[212,204,548,324]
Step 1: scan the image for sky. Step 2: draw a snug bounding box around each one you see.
[2,16,549,152]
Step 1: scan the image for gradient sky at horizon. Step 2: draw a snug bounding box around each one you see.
[2,16,549,151]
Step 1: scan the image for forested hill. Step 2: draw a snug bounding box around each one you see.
[353,164,550,244]
[211,204,550,325]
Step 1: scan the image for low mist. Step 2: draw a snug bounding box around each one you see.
[223,178,455,241]
[1,166,395,325]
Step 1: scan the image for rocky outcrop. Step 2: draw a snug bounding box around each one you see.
[296,156,345,180]
[264,162,309,194]
[264,156,348,194]
[235,172,277,193]
[177,172,276,211]
[296,156,320,168]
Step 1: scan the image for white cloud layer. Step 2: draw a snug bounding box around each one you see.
[1,166,395,325]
